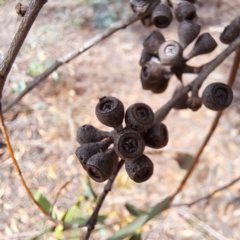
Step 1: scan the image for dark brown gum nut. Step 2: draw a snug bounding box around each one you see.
[220,17,240,44]
[150,78,170,94]
[125,103,154,133]
[158,40,183,66]
[142,122,168,149]
[95,96,124,129]
[178,20,201,49]
[202,83,233,111]
[77,124,109,144]
[171,0,196,9]
[187,96,202,111]
[151,3,173,29]
[75,138,112,169]
[85,148,118,182]
[141,61,166,88]
[15,3,28,17]
[139,49,152,67]
[130,0,160,17]
[125,154,154,183]
[143,31,165,56]
[114,129,145,161]
[186,33,217,60]
[175,2,197,22]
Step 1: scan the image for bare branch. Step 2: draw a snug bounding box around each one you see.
[3,15,139,112]
[172,175,240,208]
[84,160,125,240]
[0,0,47,98]
[154,36,240,122]
[170,46,240,198]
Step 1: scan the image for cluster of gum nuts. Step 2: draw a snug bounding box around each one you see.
[76,96,168,183]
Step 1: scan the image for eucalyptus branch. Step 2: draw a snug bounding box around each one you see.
[154,36,240,123]
[84,160,124,240]
[0,0,47,99]
[172,175,240,208]
[3,15,138,112]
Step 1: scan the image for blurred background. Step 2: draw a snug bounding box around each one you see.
[0,0,240,239]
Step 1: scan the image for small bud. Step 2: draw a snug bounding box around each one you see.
[202,82,233,111]
[186,33,217,60]
[96,96,124,129]
[174,91,189,109]
[125,154,154,183]
[142,122,168,149]
[178,20,201,49]
[85,149,118,182]
[75,138,112,169]
[125,103,154,133]
[158,40,183,66]
[175,2,197,22]
[114,129,145,161]
[187,96,202,111]
[77,125,110,144]
[143,31,165,56]
[151,3,173,28]
[15,3,28,17]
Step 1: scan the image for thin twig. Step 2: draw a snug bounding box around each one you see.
[170,46,240,198]
[154,36,240,122]
[49,174,80,217]
[84,160,125,240]
[0,108,48,215]
[3,15,139,112]
[0,0,47,98]
[172,175,240,207]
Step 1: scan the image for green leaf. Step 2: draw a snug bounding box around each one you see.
[71,229,79,239]
[176,153,194,170]
[125,203,143,217]
[61,197,83,222]
[129,233,142,240]
[108,196,173,240]
[54,225,63,239]
[33,190,52,214]
[97,215,107,224]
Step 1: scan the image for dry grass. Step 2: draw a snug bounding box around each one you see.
[0,0,240,239]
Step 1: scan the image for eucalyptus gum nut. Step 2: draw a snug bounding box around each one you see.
[220,17,240,44]
[75,138,112,169]
[175,2,197,22]
[202,83,233,111]
[130,0,160,17]
[220,24,240,44]
[125,155,154,183]
[149,78,169,93]
[186,33,217,60]
[158,40,183,66]
[77,124,110,144]
[151,3,173,28]
[143,31,165,56]
[140,61,166,85]
[85,149,118,182]
[95,96,124,129]
[142,122,168,149]
[125,103,154,133]
[178,20,201,49]
[139,49,152,67]
[114,129,145,161]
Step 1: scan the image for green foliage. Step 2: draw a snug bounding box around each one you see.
[125,203,144,217]
[33,190,52,214]
[108,196,173,240]
[10,77,26,93]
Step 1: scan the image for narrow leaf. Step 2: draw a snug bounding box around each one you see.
[129,233,142,240]
[33,190,51,214]
[108,196,173,240]
[125,203,143,217]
